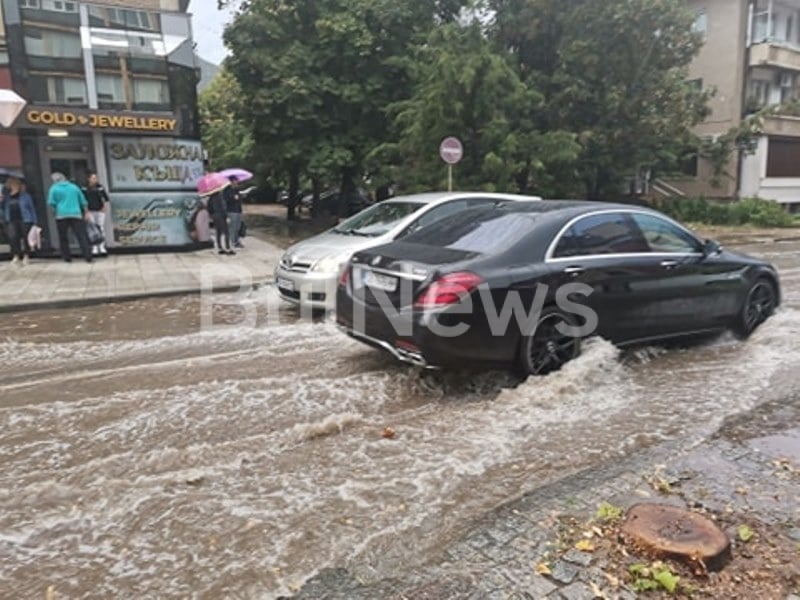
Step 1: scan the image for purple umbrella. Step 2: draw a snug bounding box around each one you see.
[197,172,230,197]
[219,168,254,182]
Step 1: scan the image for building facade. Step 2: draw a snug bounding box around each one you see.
[668,0,800,209]
[0,0,205,250]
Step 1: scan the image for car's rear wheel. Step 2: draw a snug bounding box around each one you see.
[518,307,581,376]
[732,278,777,339]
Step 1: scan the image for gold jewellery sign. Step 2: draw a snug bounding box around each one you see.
[16,107,179,134]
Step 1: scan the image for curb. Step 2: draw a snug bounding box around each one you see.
[0,278,275,314]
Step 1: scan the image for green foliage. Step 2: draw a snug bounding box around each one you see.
[596,502,624,522]
[376,21,579,194]
[224,0,470,188]
[199,69,254,172]
[654,197,794,227]
[491,0,710,199]
[629,562,681,594]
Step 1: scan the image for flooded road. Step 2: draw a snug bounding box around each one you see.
[1,241,799,598]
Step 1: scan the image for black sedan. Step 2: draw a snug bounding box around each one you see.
[335,201,780,375]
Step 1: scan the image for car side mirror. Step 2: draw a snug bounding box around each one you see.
[702,239,721,256]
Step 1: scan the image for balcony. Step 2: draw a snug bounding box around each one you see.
[749,42,800,71]
[762,112,800,137]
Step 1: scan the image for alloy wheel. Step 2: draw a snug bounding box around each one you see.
[528,312,580,376]
[743,281,776,334]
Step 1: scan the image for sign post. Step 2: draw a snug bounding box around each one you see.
[439,136,463,191]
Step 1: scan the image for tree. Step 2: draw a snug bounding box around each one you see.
[491,0,711,199]
[198,69,254,172]
[373,22,579,195]
[223,0,469,215]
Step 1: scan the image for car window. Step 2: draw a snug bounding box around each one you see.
[552,213,649,258]
[333,201,421,237]
[631,213,701,254]
[404,209,538,254]
[398,198,495,237]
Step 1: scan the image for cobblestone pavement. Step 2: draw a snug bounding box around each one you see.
[291,395,800,599]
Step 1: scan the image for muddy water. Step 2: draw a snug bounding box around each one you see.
[1,242,799,599]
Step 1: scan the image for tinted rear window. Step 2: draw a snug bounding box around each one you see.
[403,209,538,254]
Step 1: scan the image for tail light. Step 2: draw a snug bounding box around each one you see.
[338,265,351,288]
[414,271,483,308]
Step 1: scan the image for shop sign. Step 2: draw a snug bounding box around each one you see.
[105,136,204,192]
[111,192,203,247]
[16,106,179,133]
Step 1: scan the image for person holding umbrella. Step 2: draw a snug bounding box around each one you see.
[219,168,252,250]
[197,172,234,256]
[1,173,37,266]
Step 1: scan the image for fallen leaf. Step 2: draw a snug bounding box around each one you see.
[738,525,755,543]
[575,539,595,552]
[604,572,620,587]
[535,562,552,576]
[45,586,55,600]
[589,581,607,599]
[592,526,605,537]
[382,427,396,439]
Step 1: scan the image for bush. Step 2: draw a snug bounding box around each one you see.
[653,197,794,227]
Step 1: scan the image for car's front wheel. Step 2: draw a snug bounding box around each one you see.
[518,306,582,376]
[732,278,777,339]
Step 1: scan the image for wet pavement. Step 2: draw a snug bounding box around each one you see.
[0,239,799,598]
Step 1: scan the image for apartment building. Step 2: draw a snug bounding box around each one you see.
[0,0,206,250]
[668,0,800,208]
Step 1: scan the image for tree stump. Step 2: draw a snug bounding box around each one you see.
[621,503,731,572]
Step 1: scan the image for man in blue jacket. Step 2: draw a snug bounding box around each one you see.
[47,172,92,263]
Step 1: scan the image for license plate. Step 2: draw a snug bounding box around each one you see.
[277,277,295,292]
[364,271,398,292]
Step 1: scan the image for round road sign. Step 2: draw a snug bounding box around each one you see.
[439,137,463,165]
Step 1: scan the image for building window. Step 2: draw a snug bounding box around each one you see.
[767,137,800,177]
[28,75,88,105]
[19,0,40,8]
[24,28,82,58]
[778,71,796,103]
[132,78,170,111]
[748,78,771,109]
[88,6,160,33]
[96,74,125,108]
[679,151,699,177]
[42,0,78,13]
[692,10,708,36]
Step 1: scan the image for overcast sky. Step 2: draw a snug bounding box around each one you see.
[190,1,234,65]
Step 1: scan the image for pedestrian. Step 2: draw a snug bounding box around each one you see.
[82,171,110,256]
[47,172,92,263]
[224,175,244,249]
[207,189,234,255]
[1,175,37,266]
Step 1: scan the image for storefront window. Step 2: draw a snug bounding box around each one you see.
[28,74,88,105]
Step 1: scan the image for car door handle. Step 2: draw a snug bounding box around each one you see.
[661,260,679,269]
[564,266,585,276]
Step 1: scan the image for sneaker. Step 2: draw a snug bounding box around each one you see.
[218,249,227,255]
[11,256,20,266]
[22,255,29,266]
[226,250,236,256]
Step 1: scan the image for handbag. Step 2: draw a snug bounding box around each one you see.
[27,224,42,250]
[86,220,104,245]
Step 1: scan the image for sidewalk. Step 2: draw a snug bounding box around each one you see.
[293,395,800,599]
[0,236,284,312]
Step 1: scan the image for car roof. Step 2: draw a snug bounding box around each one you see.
[383,191,543,206]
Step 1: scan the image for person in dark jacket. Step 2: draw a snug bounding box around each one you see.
[224,176,244,249]
[82,172,110,256]
[1,175,38,265]
[208,189,234,255]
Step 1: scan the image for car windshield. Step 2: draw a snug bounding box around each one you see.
[333,202,422,237]
[403,209,539,254]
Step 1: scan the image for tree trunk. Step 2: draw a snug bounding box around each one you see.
[287,166,300,221]
[338,167,357,219]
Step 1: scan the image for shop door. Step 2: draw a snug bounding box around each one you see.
[44,155,93,252]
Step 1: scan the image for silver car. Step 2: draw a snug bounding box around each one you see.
[274,191,541,310]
